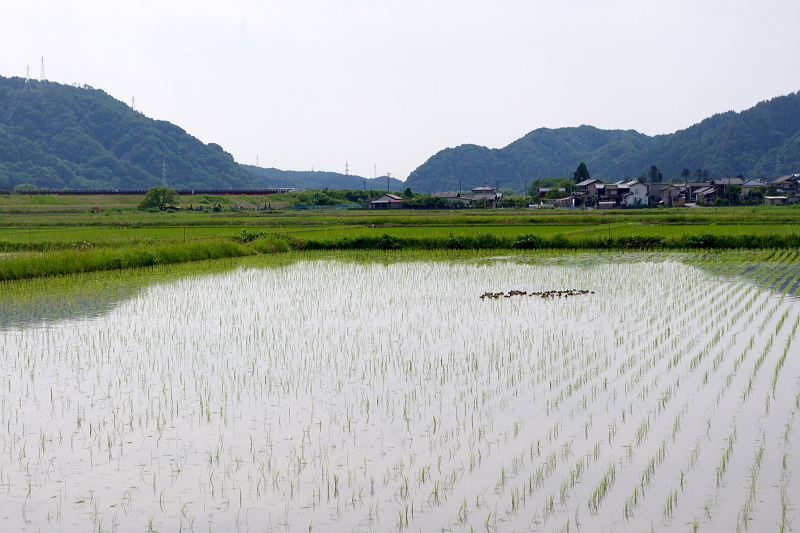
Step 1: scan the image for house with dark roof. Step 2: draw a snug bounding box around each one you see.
[370,194,404,209]
[430,191,470,206]
[576,179,603,196]
[742,179,767,197]
[461,185,503,208]
[694,186,717,203]
[773,174,800,195]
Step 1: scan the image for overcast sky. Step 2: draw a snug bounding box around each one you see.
[2,0,799,180]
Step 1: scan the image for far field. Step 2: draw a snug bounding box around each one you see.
[2,193,800,246]
[2,192,800,281]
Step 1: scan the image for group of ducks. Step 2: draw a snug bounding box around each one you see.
[479,289,594,300]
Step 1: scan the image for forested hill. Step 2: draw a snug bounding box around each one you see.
[243,165,406,191]
[405,91,800,193]
[0,76,262,190]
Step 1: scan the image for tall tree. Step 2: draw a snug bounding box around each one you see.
[648,165,663,183]
[572,162,590,184]
[138,186,178,210]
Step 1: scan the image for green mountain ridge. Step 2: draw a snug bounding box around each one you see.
[0,76,262,190]
[405,92,800,193]
[3,73,799,195]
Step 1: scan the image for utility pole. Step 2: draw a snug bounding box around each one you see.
[387,173,391,192]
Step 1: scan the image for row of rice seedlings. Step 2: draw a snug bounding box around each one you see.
[769,313,799,399]
[736,441,765,532]
[716,427,738,488]
[587,462,616,514]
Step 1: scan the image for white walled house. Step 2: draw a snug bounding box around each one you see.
[621,181,649,207]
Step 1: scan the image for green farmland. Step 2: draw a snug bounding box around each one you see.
[2,193,800,280]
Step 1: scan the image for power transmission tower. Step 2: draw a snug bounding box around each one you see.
[131,96,136,110]
[25,65,30,80]
[387,172,391,192]
[162,159,167,188]
[40,57,46,81]
[344,161,349,190]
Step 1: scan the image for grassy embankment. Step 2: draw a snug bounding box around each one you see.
[2,193,800,280]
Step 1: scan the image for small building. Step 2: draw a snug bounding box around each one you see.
[576,179,603,196]
[765,196,790,206]
[712,177,745,199]
[595,183,622,205]
[555,196,580,208]
[461,185,503,208]
[660,186,684,207]
[430,191,470,206]
[694,186,717,204]
[647,183,669,205]
[742,179,767,197]
[773,174,800,195]
[370,194,404,209]
[684,182,712,202]
[621,181,649,207]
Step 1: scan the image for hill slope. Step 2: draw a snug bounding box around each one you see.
[406,92,800,193]
[243,166,406,191]
[0,76,262,190]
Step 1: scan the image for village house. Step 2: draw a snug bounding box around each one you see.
[576,179,603,197]
[694,186,717,204]
[684,182,712,202]
[742,179,767,197]
[620,180,649,208]
[660,185,685,207]
[595,183,622,205]
[773,174,800,195]
[461,185,503,208]
[430,191,470,206]
[370,194,404,209]
[554,196,581,208]
[711,177,745,201]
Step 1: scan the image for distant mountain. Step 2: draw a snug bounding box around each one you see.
[243,165,406,191]
[405,92,800,193]
[0,75,262,190]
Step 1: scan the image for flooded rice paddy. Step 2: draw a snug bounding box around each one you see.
[1,250,799,532]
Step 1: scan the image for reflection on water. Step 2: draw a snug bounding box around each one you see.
[0,255,287,330]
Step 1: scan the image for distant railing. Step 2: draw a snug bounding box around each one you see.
[291,204,362,210]
[0,188,297,196]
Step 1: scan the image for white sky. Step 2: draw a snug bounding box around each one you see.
[2,0,799,180]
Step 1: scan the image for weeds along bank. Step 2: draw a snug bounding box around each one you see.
[0,237,291,281]
[4,229,800,281]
